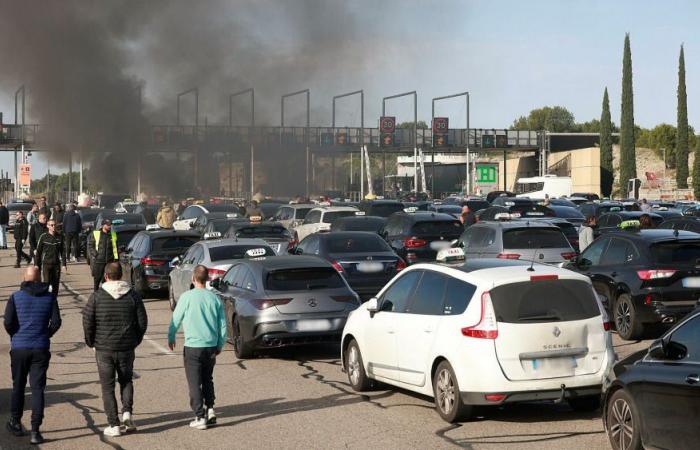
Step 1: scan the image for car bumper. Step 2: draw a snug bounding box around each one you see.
[143,272,170,291]
[634,293,698,325]
[460,384,602,405]
[249,317,348,348]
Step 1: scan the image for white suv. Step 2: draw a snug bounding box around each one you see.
[291,206,358,242]
[341,259,614,422]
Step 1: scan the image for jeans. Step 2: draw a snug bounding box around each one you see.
[0,224,7,247]
[15,240,30,266]
[10,349,51,432]
[184,347,217,419]
[65,232,79,260]
[96,350,135,427]
[42,264,61,296]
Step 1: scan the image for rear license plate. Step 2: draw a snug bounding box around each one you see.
[295,319,332,332]
[531,357,577,371]
[430,241,451,251]
[357,262,384,273]
[527,212,545,216]
[682,277,700,288]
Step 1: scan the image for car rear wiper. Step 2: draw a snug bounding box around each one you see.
[518,314,562,321]
[307,284,328,290]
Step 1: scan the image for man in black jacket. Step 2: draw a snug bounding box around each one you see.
[29,213,48,265]
[88,219,118,291]
[13,211,31,268]
[36,219,66,296]
[82,262,147,437]
[62,204,82,262]
[0,200,9,249]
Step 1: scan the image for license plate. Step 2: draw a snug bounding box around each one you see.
[430,241,451,251]
[527,212,545,216]
[357,262,384,273]
[682,277,700,288]
[531,356,577,371]
[295,319,332,332]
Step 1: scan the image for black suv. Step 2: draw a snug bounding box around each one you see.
[380,212,462,264]
[565,229,700,340]
[578,201,639,219]
[595,211,663,236]
[358,200,405,218]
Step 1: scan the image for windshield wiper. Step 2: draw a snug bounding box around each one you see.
[519,314,561,321]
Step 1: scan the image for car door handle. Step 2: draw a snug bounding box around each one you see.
[686,374,700,384]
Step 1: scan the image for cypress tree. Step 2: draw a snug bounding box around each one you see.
[677,45,689,188]
[600,88,613,197]
[693,136,700,199]
[619,33,636,196]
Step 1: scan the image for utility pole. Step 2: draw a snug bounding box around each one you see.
[332,90,363,197]
[383,91,417,193]
[281,89,311,197]
[432,91,470,195]
[229,88,254,197]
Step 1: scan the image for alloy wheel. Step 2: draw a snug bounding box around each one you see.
[436,368,455,414]
[609,398,634,450]
[347,346,361,386]
[615,300,631,336]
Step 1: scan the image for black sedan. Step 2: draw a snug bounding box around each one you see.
[224,221,294,255]
[603,309,700,450]
[330,215,386,234]
[565,229,700,340]
[293,231,405,301]
[120,229,200,297]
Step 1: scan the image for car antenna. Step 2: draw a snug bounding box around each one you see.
[527,247,541,272]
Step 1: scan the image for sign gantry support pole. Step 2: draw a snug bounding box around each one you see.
[229,88,255,198]
[332,90,363,197]
[383,91,417,194]
[432,91,470,195]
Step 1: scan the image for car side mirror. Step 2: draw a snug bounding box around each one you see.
[648,339,666,360]
[366,297,378,313]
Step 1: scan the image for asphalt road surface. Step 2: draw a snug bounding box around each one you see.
[0,243,650,450]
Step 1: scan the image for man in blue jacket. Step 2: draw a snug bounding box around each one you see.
[3,266,62,445]
[62,204,82,262]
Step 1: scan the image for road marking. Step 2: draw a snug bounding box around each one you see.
[62,281,176,357]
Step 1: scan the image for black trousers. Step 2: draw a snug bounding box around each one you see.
[15,240,30,266]
[42,264,61,296]
[65,232,79,260]
[96,350,135,427]
[184,347,217,419]
[92,262,106,291]
[10,349,51,432]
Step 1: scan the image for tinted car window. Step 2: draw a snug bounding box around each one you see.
[366,203,404,217]
[332,217,385,232]
[464,200,490,212]
[79,209,101,222]
[669,315,700,363]
[410,220,462,235]
[380,270,420,313]
[210,220,234,234]
[502,228,569,249]
[182,206,200,220]
[322,211,356,224]
[239,268,258,292]
[407,271,447,315]
[490,279,600,324]
[116,230,140,248]
[326,235,390,253]
[650,241,700,264]
[601,238,638,265]
[265,267,344,291]
[233,226,291,239]
[7,203,33,212]
[223,265,241,285]
[579,237,608,265]
[209,245,275,261]
[293,207,312,219]
[151,236,199,252]
[462,227,495,248]
[442,278,476,315]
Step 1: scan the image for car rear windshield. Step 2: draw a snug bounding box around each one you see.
[151,236,198,252]
[332,218,384,232]
[322,211,357,224]
[511,205,553,217]
[117,230,140,247]
[411,220,463,236]
[203,204,240,213]
[555,223,578,239]
[234,226,291,239]
[503,228,570,249]
[368,203,404,217]
[209,245,275,261]
[210,220,236,233]
[465,200,490,212]
[326,235,390,253]
[650,241,700,264]
[490,279,599,324]
[265,267,345,291]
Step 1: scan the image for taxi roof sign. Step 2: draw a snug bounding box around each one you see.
[203,231,222,240]
[245,248,268,257]
[436,247,465,262]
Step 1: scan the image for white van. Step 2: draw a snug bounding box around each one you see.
[515,175,572,198]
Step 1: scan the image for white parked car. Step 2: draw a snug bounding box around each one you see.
[291,205,358,242]
[172,203,241,230]
[341,258,614,422]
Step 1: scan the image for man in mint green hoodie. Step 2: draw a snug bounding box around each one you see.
[168,265,227,430]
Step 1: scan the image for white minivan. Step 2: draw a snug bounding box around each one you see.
[341,259,614,422]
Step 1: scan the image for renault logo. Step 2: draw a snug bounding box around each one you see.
[552,326,561,338]
[308,298,317,307]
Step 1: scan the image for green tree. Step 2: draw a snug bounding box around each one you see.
[619,33,637,195]
[397,120,428,129]
[510,106,576,132]
[677,45,689,187]
[600,88,614,197]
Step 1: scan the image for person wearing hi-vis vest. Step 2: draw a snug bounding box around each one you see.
[88,219,118,292]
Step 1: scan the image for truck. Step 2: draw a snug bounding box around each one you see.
[514,175,572,199]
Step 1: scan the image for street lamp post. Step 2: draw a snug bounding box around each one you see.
[432,91,470,195]
[14,85,25,198]
[383,91,417,194]
[281,89,310,197]
[229,88,255,198]
[177,88,199,189]
[135,84,143,199]
[332,90,363,196]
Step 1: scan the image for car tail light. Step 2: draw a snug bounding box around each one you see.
[251,298,293,310]
[331,260,344,273]
[530,274,558,281]
[461,292,498,339]
[207,268,226,281]
[484,394,506,402]
[404,237,427,248]
[636,269,676,280]
[561,252,577,260]
[141,257,165,266]
[603,321,612,331]
[287,239,297,251]
[331,295,359,304]
[395,259,406,271]
[496,253,520,260]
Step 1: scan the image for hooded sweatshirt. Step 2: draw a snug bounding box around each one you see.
[157,206,176,228]
[82,280,148,351]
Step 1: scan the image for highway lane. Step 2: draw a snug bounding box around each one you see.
[0,245,650,450]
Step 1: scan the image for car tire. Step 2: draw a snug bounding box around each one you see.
[232,315,253,359]
[606,389,642,450]
[169,284,177,312]
[568,395,600,412]
[345,340,372,392]
[614,293,643,340]
[433,360,472,423]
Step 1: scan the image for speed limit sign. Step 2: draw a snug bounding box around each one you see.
[379,116,395,133]
[432,117,449,133]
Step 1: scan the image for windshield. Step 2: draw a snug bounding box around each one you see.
[514,181,544,195]
[265,267,345,291]
[503,228,570,249]
[210,220,235,233]
[411,220,463,236]
[326,235,391,253]
[465,200,490,212]
[322,211,357,224]
[151,236,198,252]
[234,226,291,239]
[367,203,404,217]
[209,245,275,261]
[553,207,584,219]
[293,207,312,219]
[650,241,700,264]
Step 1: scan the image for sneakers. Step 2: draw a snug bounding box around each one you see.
[206,408,216,425]
[103,425,121,437]
[6,418,25,436]
[189,417,207,430]
[121,412,136,432]
[30,431,44,444]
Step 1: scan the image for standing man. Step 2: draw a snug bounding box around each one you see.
[88,219,117,291]
[156,201,176,229]
[4,266,61,445]
[168,265,227,430]
[579,215,597,252]
[29,213,48,265]
[459,205,476,228]
[37,196,50,219]
[13,211,31,268]
[36,219,66,296]
[640,198,652,213]
[83,262,147,437]
[0,200,9,249]
[27,203,38,227]
[62,204,82,262]
[51,202,64,233]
